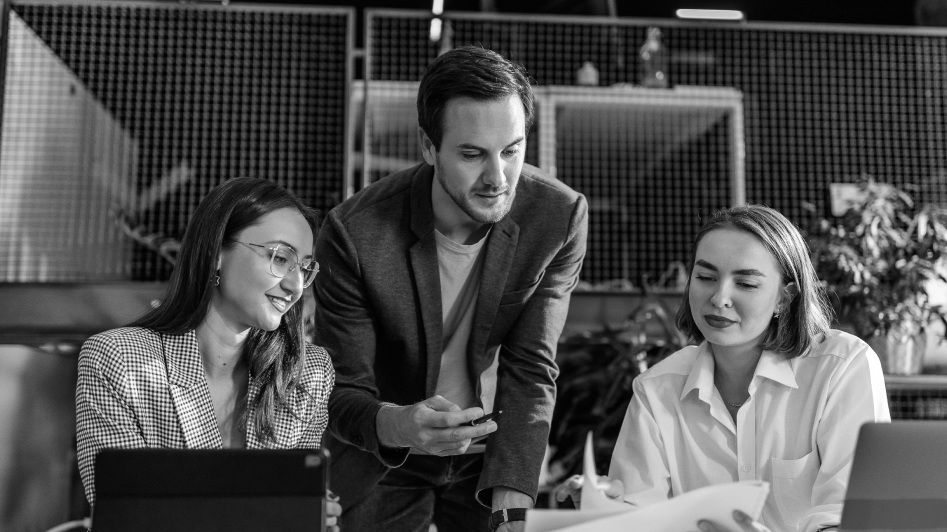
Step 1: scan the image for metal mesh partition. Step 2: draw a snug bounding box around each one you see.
[887,377,947,420]
[363,11,947,287]
[0,1,352,282]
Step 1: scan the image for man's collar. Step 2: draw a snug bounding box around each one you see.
[410,163,437,239]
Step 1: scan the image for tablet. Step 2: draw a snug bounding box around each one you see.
[92,448,329,532]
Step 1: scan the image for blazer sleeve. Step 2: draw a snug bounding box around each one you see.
[75,333,148,507]
[477,194,589,504]
[313,211,410,467]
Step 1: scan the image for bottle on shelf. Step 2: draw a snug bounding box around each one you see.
[639,27,669,89]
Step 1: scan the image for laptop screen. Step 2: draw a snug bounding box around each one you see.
[841,421,947,531]
[92,448,329,532]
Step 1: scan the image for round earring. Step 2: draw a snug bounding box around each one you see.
[213,274,220,286]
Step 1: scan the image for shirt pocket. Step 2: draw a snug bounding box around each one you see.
[771,450,820,528]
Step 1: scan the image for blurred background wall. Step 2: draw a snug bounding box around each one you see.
[0,0,946,529]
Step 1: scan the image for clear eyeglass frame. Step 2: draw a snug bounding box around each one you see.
[235,241,319,288]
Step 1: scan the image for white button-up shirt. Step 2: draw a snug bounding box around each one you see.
[608,330,890,532]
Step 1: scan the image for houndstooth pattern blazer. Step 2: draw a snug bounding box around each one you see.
[75,326,334,506]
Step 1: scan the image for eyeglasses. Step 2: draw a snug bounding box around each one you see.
[235,241,319,288]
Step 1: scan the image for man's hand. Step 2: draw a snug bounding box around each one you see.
[375,395,498,455]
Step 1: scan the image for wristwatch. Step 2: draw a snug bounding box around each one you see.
[489,508,528,530]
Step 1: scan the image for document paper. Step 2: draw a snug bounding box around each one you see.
[526,433,770,532]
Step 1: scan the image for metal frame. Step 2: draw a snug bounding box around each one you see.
[0,0,10,149]
[5,0,356,208]
[538,85,745,205]
[365,8,947,37]
[352,82,745,206]
[11,0,354,16]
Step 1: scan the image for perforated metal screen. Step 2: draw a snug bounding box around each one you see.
[363,11,947,288]
[888,385,947,419]
[0,1,351,281]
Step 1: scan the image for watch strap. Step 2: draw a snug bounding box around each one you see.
[489,508,528,529]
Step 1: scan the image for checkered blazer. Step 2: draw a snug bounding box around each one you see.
[75,326,334,506]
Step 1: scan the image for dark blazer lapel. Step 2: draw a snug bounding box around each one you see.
[469,215,519,377]
[408,166,445,397]
[163,330,222,448]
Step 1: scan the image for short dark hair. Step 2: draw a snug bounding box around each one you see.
[132,177,320,442]
[417,45,534,149]
[675,204,834,358]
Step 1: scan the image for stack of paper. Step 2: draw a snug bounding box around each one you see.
[527,433,770,532]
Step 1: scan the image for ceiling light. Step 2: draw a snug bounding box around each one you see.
[429,17,443,42]
[675,9,745,21]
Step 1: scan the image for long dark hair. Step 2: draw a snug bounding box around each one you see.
[675,204,833,358]
[417,45,535,149]
[131,177,320,442]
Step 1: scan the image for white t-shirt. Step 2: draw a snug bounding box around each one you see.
[432,229,488,410]
[608,330,890,532]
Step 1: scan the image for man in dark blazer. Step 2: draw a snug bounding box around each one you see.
[313,46,588,532]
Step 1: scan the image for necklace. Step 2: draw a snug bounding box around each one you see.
[724,398,747,408]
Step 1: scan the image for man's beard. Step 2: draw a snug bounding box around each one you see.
[439,173,516,224]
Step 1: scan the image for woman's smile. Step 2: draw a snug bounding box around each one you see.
[267,295,290,313]
[703,315,737,328]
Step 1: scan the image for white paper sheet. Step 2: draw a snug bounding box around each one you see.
[528,433,770,532]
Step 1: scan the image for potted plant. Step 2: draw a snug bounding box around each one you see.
[804,178,947,374]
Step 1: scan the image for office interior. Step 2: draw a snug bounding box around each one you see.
[0,0,946,529]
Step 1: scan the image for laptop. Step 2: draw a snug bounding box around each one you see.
[92,448,329,532]
[841,421,947,531]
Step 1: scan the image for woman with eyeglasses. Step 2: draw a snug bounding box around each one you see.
[75,177,341,531]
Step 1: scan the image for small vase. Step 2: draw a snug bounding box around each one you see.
[868,329,927,375]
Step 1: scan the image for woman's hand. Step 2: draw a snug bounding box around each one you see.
[553,474,624,509]
[326,490,341,532]
[696,510,771,532]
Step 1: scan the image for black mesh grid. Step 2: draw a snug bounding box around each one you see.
[888,382,947,420]
[0,1,351,281]
[365,11,947,287]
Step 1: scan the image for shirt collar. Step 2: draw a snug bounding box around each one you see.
[681,342,716,404]
[680,342,798,404]
[754,349,799,389]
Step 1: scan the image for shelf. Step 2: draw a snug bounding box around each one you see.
[885,373,947,390]
[0,282,166,346]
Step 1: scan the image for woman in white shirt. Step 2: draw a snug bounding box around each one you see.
[558,204,890,532]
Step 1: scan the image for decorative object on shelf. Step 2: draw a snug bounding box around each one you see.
[546,284,688,484]
[868,330,926,375]
[638,27,669,89]
[805,177,947,374]
[576,61,600,86]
